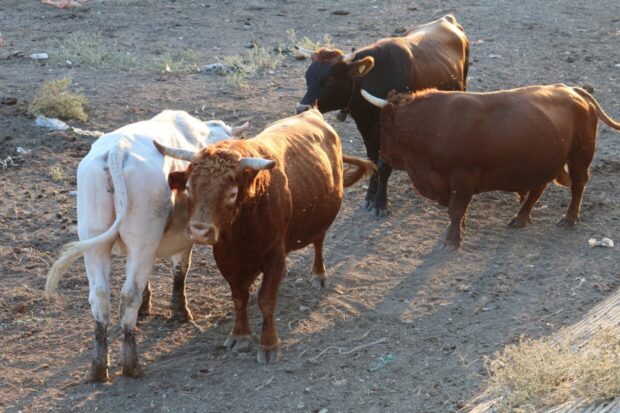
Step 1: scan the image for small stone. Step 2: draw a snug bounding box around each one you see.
[566,56,575,63]
[1,97,17,105]
[331,10,350,15]
[68,191,77,197]
[299,305,310,312]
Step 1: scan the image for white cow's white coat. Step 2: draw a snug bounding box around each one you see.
[46,110,247,331]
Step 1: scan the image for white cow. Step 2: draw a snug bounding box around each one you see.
[45,110,248,382]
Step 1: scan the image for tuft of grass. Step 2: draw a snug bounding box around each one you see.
[220,44,282,89]
[151,49,200,73]
[485,328,620,412]
[28,78,88,122]
[52,32,136,70]
[49,166,65,182]
[287,29,334,54]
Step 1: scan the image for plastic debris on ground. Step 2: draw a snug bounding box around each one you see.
[35,116,70,131]
[40,0,87,8]
[1,156,16,170]
[368,353,396,372]
[201,63,233,75]
[588,238,614,248]
[30,53,49,60]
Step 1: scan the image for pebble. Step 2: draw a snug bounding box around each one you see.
[331,10,350,15]
[1,97,17,105]
[68,191,78,197]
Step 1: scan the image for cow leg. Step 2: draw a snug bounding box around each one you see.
[83,247,113,383]
[170,247,193,322]
[356,117,380,211]
[257,249,287,364]
[509,184,547,228]
[444,180,473,250]
[558,163,590,227]
[372,159,392,218]
[311,234,329,289]
[223,274,255,353]
[119,251,156,378]
[138,281,151,318]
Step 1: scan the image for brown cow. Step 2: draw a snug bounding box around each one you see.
[154,109,375,363]
[361,84,620,249]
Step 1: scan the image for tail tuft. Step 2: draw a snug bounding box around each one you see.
[342,155,377,187]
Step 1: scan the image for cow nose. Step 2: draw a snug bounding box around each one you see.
[296,103,311,114]
[189,222,214,240]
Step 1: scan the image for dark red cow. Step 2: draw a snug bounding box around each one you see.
[361,84,620,248]
[154,109,375,363]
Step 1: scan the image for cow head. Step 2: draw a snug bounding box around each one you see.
[296,47,375,114]
[154,141,275,245]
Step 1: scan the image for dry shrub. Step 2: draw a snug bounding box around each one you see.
[221,45,282,89]
[28,78,88,122]
[53,32,136,69]
[485,328,620,412]
[287,29,334,52]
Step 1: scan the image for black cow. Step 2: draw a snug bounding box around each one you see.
[296,15,469,217]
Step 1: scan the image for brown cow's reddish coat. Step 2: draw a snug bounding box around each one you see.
[363,84,620,249]
[155,109,374,363]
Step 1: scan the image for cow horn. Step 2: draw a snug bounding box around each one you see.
[239,157,276,171]
[342,51,355,63]
[360,89,388,108]
[230,121,249,137]
[153,140,197,162]
[294,45,314,57]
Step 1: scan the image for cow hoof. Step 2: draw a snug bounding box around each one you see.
[121,362,144,379]
[257,346,280,364]
[508,216,529,228]
[311,276,330,289]
[172,306,193,323]
[224,335,252,353]
[557,216,577,228]
[362,200,373,211]
[85,363,109,383]
[372,208,388,219]
[442,241,460,252]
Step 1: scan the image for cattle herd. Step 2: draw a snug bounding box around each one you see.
[44,15,619,382]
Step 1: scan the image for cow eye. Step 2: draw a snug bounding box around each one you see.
[226,187,238,204]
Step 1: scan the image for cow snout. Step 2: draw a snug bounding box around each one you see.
[296,103,311,114]
[187,222,217,244]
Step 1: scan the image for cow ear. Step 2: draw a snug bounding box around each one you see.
[348,56,374,78]
[168,171,188,191]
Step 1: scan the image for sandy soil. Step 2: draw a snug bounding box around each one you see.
[1,0,619,412]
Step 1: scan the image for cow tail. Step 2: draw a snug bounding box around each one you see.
[342,155,377,188]
[45,146,128,298]
[573,87,620,131]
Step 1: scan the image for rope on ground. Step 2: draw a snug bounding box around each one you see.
[309,337,388,363]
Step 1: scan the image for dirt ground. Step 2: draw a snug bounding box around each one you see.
[1,0,619,412]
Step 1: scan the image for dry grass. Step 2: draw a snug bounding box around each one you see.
[151,49,200,73]
[28,78,88,122]
[287,29,334,51]
[221,45,282,89]
[52,32,136,69]
[485,328,620,412]
[49,166,65,182]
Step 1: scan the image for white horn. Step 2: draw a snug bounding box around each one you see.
[239,157,276,171]
[153,140,197,162]
[360,89,388,108]
[342,51,355,63]
[230,121,250,137]
[294,45,314,57]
